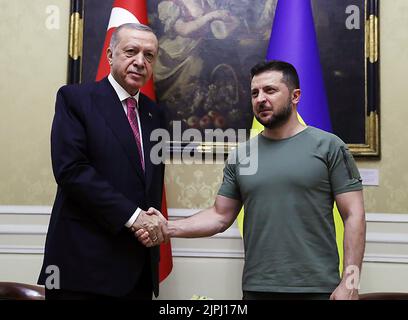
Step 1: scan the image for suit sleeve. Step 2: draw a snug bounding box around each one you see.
[51,87,137,235]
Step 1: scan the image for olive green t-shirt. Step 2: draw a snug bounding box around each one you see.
[218,126,362,293]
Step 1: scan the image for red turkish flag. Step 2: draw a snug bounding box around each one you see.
[96,0,172,282]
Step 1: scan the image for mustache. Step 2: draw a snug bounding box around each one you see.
[128,66,145,73]
[258,102,271,111]
[128,70,145,76]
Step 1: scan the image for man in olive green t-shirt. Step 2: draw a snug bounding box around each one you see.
[136,60,366,300]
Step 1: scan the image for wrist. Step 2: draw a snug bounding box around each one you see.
[132,210,147,229]
[167,220,176,237]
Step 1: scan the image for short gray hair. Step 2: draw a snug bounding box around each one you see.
[109,23,157,49]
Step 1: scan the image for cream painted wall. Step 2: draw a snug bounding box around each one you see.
[1,210,408,298]
[0,0,69,204]
[0,0,406,213]
[358,0,408,213]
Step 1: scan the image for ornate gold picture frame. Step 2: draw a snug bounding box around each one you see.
[68,0,380,157]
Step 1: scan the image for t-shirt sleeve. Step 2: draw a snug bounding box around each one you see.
[217,149,242,201]
[328,137,363,195]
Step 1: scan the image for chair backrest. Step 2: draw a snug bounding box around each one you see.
[0,282,45,300]
[359,292,408,300]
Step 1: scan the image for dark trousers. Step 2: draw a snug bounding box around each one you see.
[243,291,331,300]
[46,260,152,300]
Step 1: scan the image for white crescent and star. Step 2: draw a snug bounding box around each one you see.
[107,7,140,30]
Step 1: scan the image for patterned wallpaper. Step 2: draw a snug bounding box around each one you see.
[165,163,224,209]
[1,0,407,215]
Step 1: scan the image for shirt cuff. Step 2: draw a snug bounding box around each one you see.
[125,208,142,228]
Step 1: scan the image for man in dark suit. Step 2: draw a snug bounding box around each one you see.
[38,23,168,300]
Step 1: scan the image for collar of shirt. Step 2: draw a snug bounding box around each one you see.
[108,74,140,106]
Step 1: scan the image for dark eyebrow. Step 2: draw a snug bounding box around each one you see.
[263,85,277,90]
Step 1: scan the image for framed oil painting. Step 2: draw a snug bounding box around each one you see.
[68,0,380,157]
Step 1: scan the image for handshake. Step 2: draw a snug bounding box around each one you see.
[130,207,169,247]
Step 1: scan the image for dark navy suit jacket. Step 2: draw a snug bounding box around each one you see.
[38,78,165,297]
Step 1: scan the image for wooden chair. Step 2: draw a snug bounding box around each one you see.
[359,292,408,300]
[0,282,45,300]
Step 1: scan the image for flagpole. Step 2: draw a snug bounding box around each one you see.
[68,0,83,84]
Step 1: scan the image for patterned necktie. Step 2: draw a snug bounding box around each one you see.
[126,97,145,171]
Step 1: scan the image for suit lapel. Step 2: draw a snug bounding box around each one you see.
[93,78,145,182]
[139,94,155,193]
